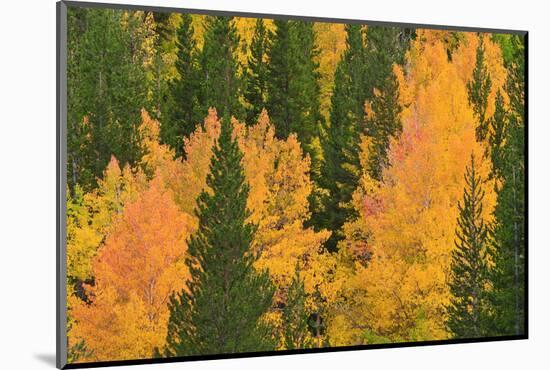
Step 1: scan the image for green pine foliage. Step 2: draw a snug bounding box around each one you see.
[363,26,408,180]
[487,35,525,336]
[289,21,323,158]
[282,271,312,350]
[244,19,269,125]
[161,117,275,356]
[162,13,201,157]
[314,24,365,251]
[67,8,151,192]
[364,69,402,181]
[266,20,322,157]
[446,154,491,339]
[488,90,507,179]
[315,25,410,251]
[467,35,493,142]
[266,20,293,138]
[198,16,244,120]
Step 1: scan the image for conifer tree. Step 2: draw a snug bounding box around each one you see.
[446,154,491,338]
[488,90,507,179]
[467,36,492,142]
[488,35,525,336]
[266,20,293,138]
[363,26,407,180]
[281,270,312,350]
[364,71,402,181]
[244,18,269,125]
[162,13,201,157]
[161,116,275,356]
[67,8,151,191]
[289,21,323,157]
[198,16,244,120]
[266,20,322,158]
[314,24,365,251]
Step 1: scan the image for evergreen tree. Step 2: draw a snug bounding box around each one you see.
[488,90,507,179]
[314,24,365,251]
[67,8,152,192]
[446,154,491,338]
[282,270,312,350]
[266,20,293,138]
[266,20,322,158]
[363,26,408,180]
[467,35,492,142]
[314,25,411,251]
[289,21,323,157]
[198,16,244,120]
[244,18,269,125]
[364,70,402,181]
[488,35,525,336]
[363,26,411,95]
[162,13,201,157]
[161,116,275,356]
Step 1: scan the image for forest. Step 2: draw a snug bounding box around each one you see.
[64,6,526,363]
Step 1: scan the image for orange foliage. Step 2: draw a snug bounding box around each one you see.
[69,176,192,362]
[331,30,504,344]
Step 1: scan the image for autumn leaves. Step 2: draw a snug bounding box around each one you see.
[68,110,331,361]
[65,9,525,364]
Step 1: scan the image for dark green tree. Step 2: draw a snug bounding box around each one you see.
[281,270,312,350]
[487,35,525,336]
[446,154,491,339]
[314,24,365,251]
[160,116,275,356]
[67,8,151,192]
[488,90,507,179]
[198,16,244,120]
[266,20,293,138]
[244,18,269,125]
[363,26,411,95]
[289,21,323,158]
[467,35,492,142]
[364,71,402,181]
[363,26,408,180]
[162,13,201,157]
[266,20,322,158]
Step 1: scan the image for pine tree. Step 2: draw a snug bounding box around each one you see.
[289,21,323,157]
[162,13,201,157]
[266,20,293,138]
[67,8,151,191]
[281,270,312,350]
[266,20,322,157]
[314,24,365,251]
[244,18,269,125]
[488,35,525,336]
[364,71,402,181]
[363,26,412,94]
[467,35,492,142]
[198,16,244,120]
[488,90,507,179]
[446,154,491,338]
[363,26,408,180]
[161,116,275,356]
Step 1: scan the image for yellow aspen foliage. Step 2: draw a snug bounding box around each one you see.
[334,30,501,344]
[66,157,146,284]
[314,22,347,118]
[173,109,330,346]
[69,176,192,362]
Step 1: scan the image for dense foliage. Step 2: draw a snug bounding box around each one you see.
[66,8,526,363]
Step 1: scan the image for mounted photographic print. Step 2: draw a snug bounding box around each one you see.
[56,1,528,368]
